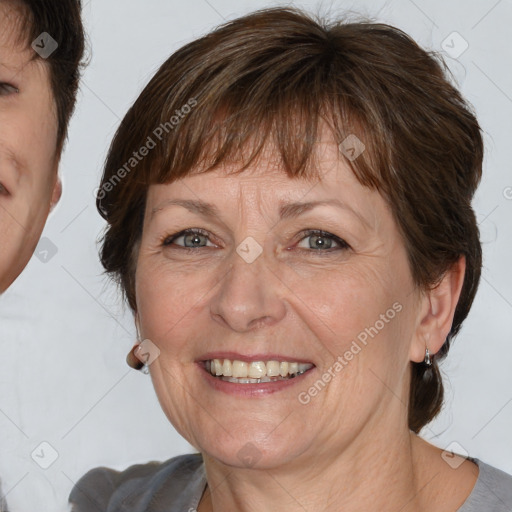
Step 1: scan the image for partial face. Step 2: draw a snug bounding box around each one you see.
[135,135,424,470]
[0,2,60,292]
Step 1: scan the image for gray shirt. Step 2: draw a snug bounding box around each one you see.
[69,453,512,511]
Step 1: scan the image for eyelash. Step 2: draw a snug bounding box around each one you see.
[162,228,351,254]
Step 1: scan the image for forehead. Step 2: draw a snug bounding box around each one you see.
[147,138,385,228]
[162,125,358,189]
[174,132,354,182]
[0,1,31,61]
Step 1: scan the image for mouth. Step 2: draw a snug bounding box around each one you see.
[0,153,18,196]
[200,357,315,384]
[0,182,8,195]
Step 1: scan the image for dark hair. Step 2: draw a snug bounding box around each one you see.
[12,0,86,152]
[96,7,483,433]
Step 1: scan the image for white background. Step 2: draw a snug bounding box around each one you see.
[0,0,511,510]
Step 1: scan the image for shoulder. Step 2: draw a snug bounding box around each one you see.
[69,453,205,512]
[459,458,512,512]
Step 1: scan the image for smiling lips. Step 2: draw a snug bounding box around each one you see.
[204,358,314,384]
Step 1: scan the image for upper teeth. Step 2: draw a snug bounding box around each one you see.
[206,359,313,378]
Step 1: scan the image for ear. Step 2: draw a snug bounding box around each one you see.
[49,176,62,212]
[409,255,466,363]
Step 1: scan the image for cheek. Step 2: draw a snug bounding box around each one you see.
[19,75,58,168]
[1,113,58,193]
[23,116,58,178]
[284,262,415,398]
[135,256,213,348]
[283,259,399,342]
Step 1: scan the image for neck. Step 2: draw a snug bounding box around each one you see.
[198,422,431,512]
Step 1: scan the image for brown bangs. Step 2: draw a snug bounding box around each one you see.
[97,17,392,223]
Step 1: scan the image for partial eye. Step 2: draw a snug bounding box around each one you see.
[0,82,19,96]
[163,228,215,249]
[296,229,350,252]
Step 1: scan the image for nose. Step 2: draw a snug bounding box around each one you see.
[209,246,287,332]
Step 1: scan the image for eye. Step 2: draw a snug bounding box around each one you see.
[162,228,350,254]
[162,228,216,249]
[295,229,350,253]
[0,82,19,96]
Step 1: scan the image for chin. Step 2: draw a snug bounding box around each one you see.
[201,431,304,470]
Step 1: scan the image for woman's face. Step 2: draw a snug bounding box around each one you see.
[0,3,60,292]
[136,136,425,470]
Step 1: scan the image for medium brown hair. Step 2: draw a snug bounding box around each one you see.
[9,0,86,152]
[96,7,483,433]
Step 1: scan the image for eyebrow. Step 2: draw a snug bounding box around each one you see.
[151,198,369,227]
